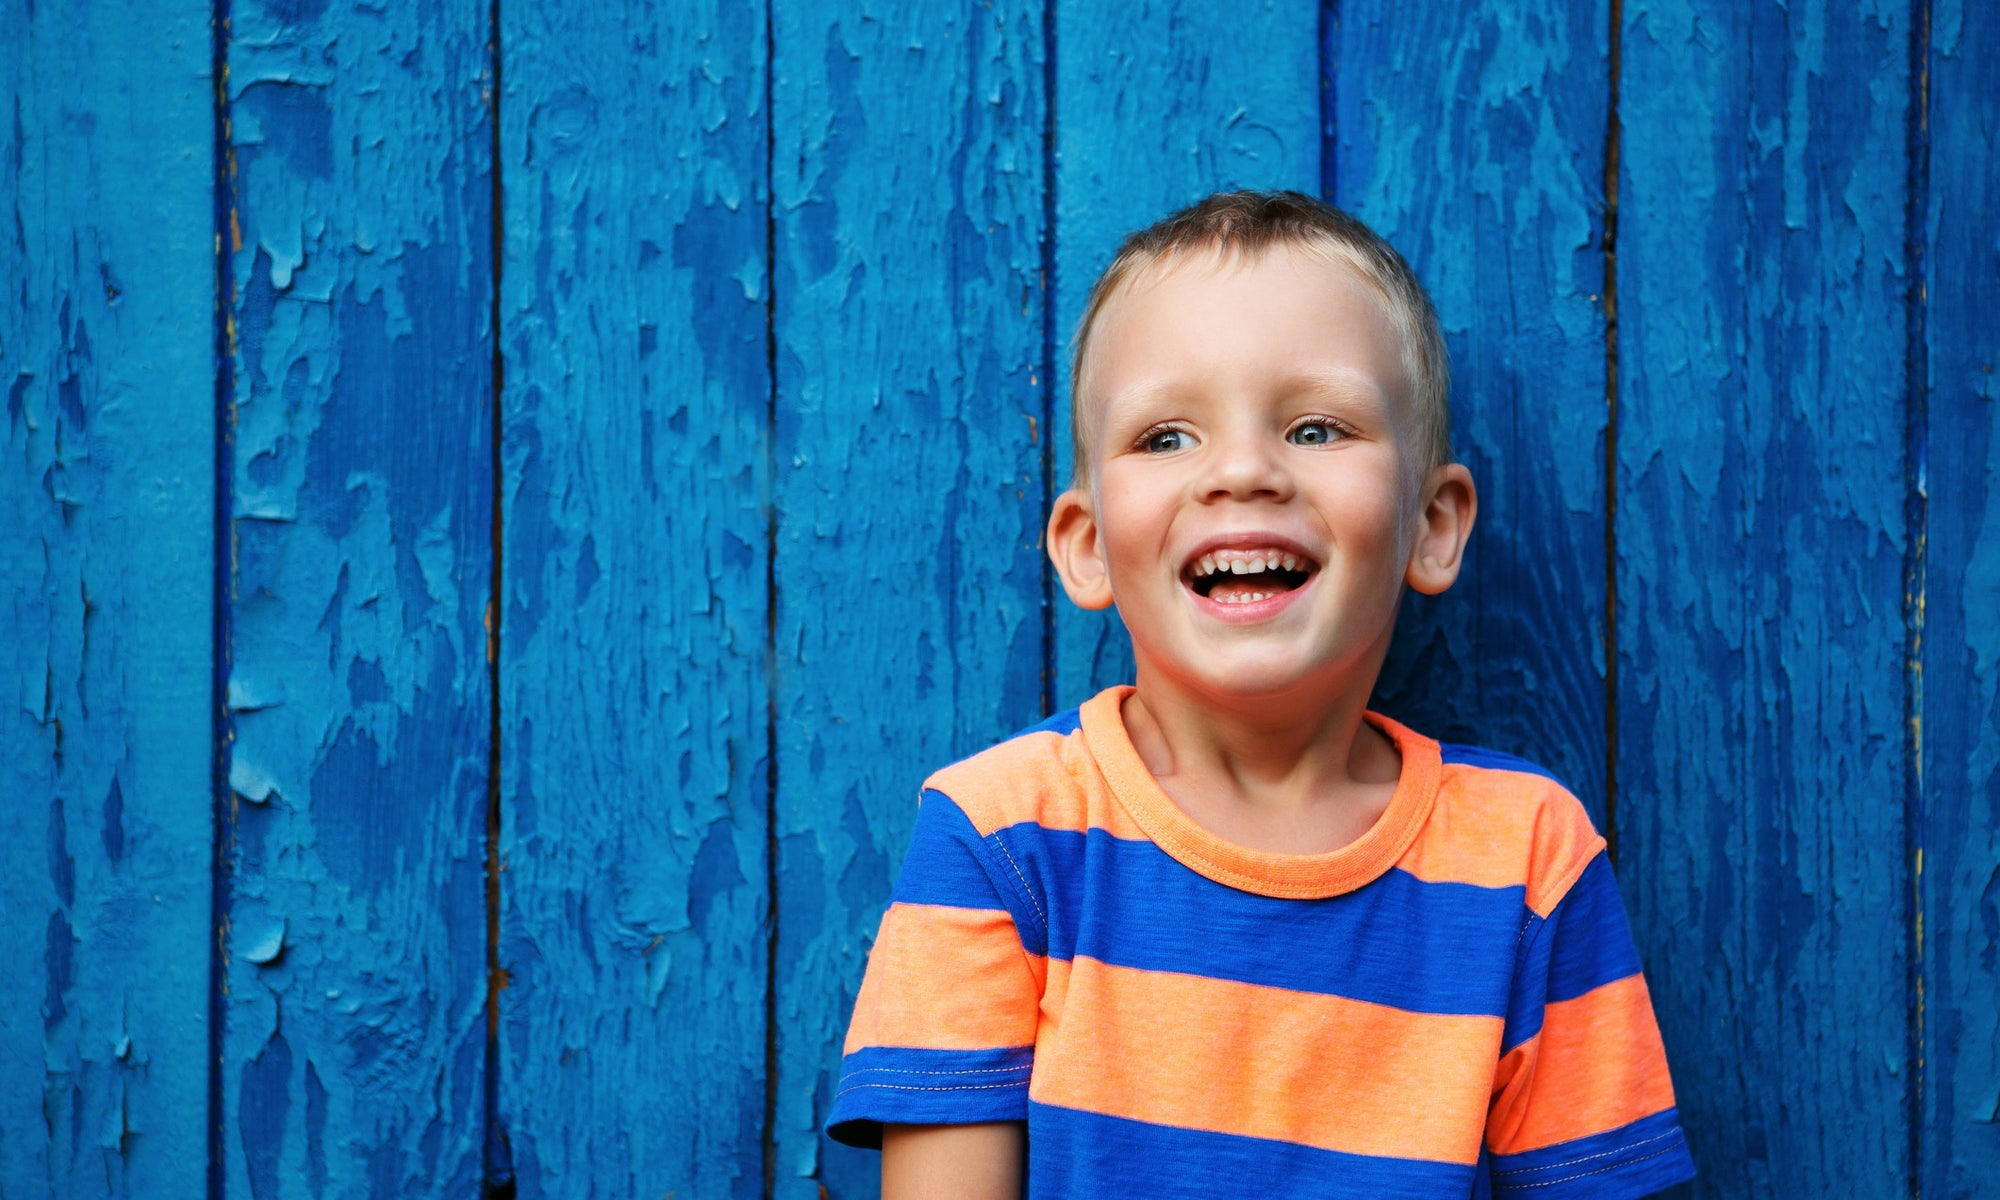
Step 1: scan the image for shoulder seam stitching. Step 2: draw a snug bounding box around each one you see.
[1538,835,1609,918]
[985,828,1049,937]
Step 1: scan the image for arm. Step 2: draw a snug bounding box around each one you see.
[881,1122,1024,1200]
[1486,851,1694,1198]
[825,789,1044,1156]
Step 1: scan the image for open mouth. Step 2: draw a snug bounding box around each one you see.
[1183,547,1320,605]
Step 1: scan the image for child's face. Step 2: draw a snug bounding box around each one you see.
[1051,243,1466,703]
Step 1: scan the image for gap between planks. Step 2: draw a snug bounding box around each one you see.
[1601,0,1623,869]
[1900,0,1932,1192]
[207,0,240,1195]
[483,0,512,1191]
[762,1,782,1194]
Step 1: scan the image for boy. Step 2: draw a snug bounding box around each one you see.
[826,191,1695,1199]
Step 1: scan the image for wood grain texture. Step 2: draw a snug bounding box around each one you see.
[1049,0,1321,708]
[495,3,771,1197]
[1615,0,1914,1192]
[222,1,493,1194]
[769,4,1048,1195]
[1920,0,2000,1191]
[0,3,215,1194]
[1332,0,1612,817]
[8,4,2000,1195]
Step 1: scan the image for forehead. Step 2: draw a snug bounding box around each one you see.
[1082,242,1412,420]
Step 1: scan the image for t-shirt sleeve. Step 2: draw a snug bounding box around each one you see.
[824,787,1045,1148]
[1485,849,1697,1198]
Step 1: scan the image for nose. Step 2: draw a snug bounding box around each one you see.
[1198,426,1294,503]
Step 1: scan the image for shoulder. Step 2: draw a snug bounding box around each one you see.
[1436,741,1567,785]
[920,707,1090,837]
[1412,738,1608,917]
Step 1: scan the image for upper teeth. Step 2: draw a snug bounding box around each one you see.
[1196,551,1301,577]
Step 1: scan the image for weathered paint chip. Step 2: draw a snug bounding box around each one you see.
[229,757,280,805]
[239,915,286,966]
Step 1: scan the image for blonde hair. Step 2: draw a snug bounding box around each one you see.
[1068,190,1451,486]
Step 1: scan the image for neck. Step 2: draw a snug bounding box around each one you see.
[1122,651,1402,819]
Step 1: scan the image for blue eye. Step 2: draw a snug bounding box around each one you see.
[1288,421,1344,446]
[1144,429,1192,453]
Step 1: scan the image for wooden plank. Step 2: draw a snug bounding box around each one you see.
[1050,0,1320,707]
[1331,0,1613,818]
[220,3,493,1194]
[1920,0,2000,1191]
[0,3,215,1195]
[769,4,1048,1195]
[494,4,771,1196]
[1615,0,1913,1191]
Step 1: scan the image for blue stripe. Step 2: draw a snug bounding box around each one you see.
[1544,855,1643,1003]
[826,1045,1034,1148]
[1029,1102,1476,1199]
[1501,853,1645,1053]
[1502,909,1551,1053]
[1438,743,1564,784]
[1008,707,1082,738]
[991,822,1528,1016]
[890,790,1014,912]
[1489,1107,1695,1198]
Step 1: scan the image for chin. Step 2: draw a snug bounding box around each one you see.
[1170,658,1333,707]
[1137,626,1388,710]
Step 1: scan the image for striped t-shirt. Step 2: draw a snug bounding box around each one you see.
[827,686,1695,1198]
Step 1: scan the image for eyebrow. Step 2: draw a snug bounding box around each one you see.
[1273,371,1390,408]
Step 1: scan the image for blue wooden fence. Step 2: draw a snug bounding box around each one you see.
[4,1,1994,1196]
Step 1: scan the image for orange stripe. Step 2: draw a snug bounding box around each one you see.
[927,729,1150,841]
[1030,956,1500,1165]
[1486,973,1678,1154]
[843,903,1046,1054]
[1401,765,1605,913]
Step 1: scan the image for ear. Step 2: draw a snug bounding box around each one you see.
[1047,487,1116,610]
[1405,463,1477,596]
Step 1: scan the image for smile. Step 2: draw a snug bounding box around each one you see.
[1183,545,1320,605]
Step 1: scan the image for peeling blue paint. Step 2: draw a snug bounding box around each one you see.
[48,793,75,907]
[1617,1,1918,1193]
[238,914,286,966]
[43,910,73,1030]
[219,0,494,1194]
[497,1,772,1195]
[303,1057,329,1198]
[237,81,334,181]
[688,817,749,935]
[772,5,1053,1195]
[240,1031,294,1200]
[1921,1,2000,1192]
[5,3,1998,1199]
[1,0,216,1193]
[99,777,124,862]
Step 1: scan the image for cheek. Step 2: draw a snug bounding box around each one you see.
[1320,475,1403,546]
[1093,474,1174,567]
[1100,519,1161,581]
